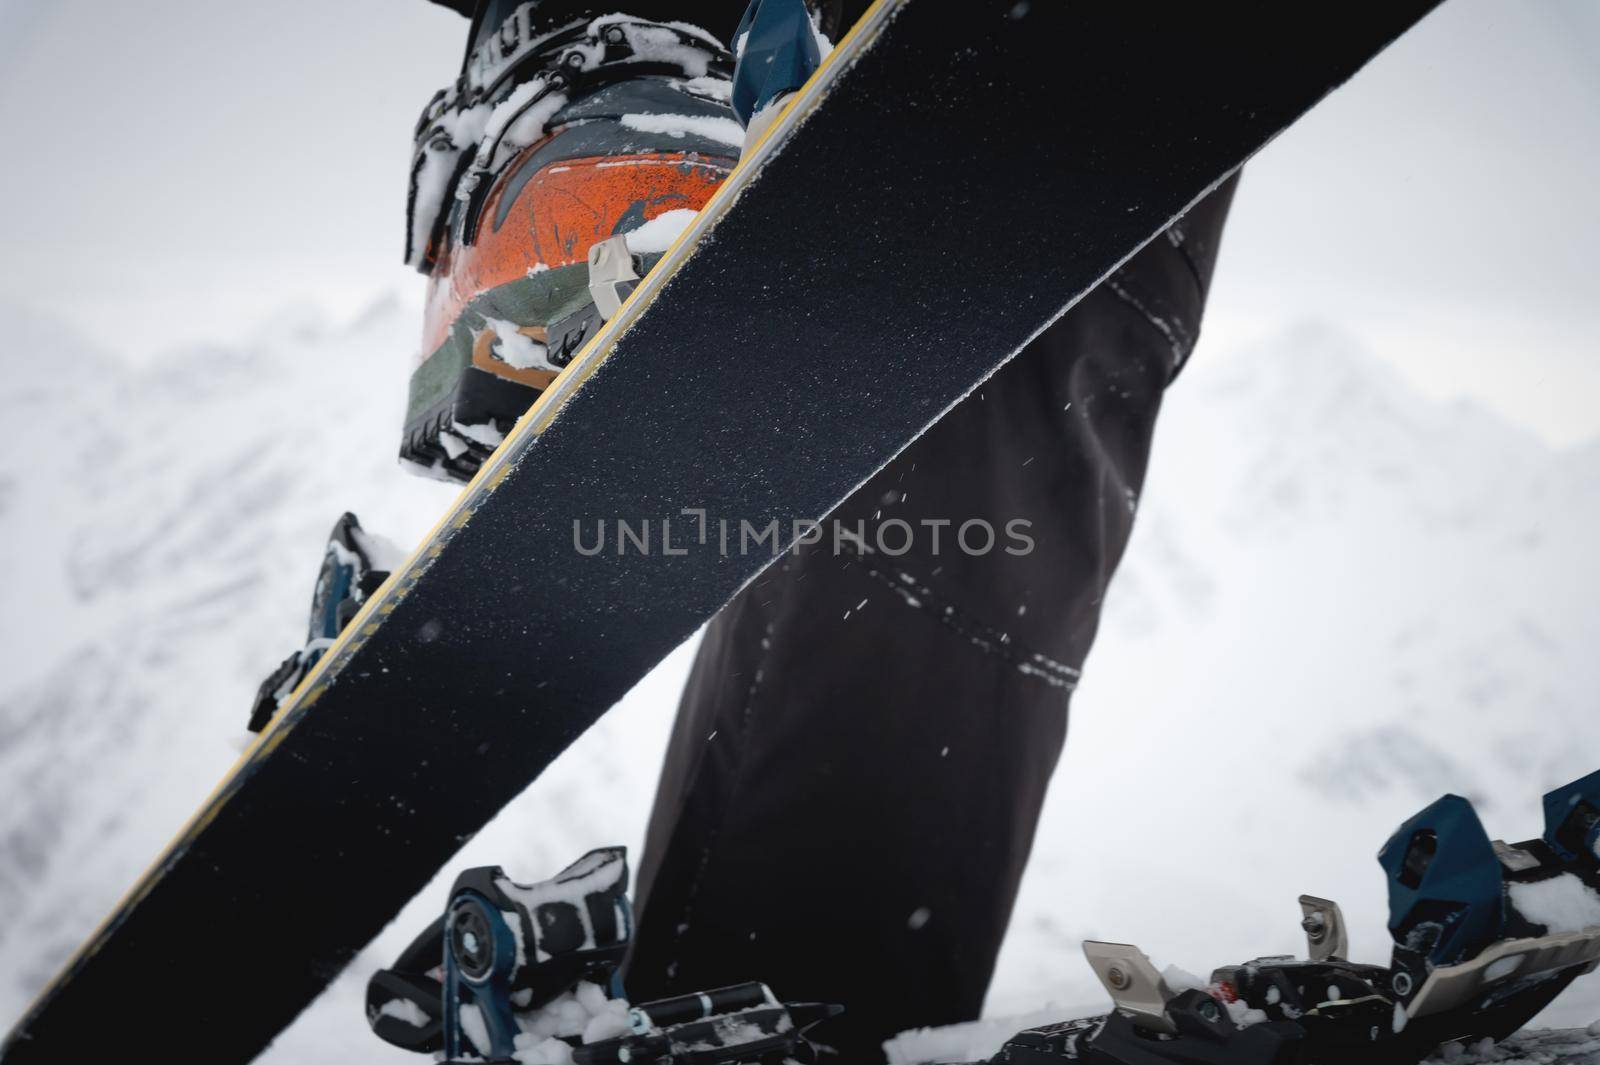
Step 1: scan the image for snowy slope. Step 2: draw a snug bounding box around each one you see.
[0,301,1595,1062]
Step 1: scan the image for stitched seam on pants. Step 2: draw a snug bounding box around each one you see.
[1164,224,1209,296]
[839,534,1081,691]
[1103,276,1192,373]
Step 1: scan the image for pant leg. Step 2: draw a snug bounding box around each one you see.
[624,180,1239,1059]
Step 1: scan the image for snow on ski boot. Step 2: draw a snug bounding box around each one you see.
[368,847,634,1061]
[246,513,400,732]
[986,768,1600,1065]
[574,982,842,1065]
[400,4,742,481]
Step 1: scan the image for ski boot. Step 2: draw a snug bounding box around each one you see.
[246,513,398,732]
[367,846,840,1064]
[985,768,1600,1065]
[397,0,838,481]
[399,4,741,481]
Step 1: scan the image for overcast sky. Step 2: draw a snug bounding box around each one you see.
[0,0,1596,443]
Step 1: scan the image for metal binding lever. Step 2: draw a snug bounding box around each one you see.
[628,981,777,1034]
[1082,941,1177,1033]
[1297,895,1348,962]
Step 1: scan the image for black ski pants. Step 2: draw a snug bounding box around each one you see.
[627,179,1239,1056]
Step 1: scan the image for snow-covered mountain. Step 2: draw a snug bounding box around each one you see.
[0,300,1594,1063]
[0,299,448,1000]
